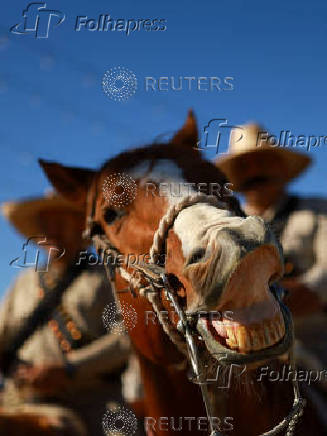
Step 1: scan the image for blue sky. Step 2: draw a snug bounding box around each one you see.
[1,0,327,294]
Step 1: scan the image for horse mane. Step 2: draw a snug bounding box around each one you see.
[100,142,244,216]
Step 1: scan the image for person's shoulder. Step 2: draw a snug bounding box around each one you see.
[78,264,112,289]
[12,268,39,287]
[295,196,327,214]
[2,268,38,302]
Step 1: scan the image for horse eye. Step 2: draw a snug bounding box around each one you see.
[104,209,118,224]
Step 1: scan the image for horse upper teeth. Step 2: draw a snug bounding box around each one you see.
[226,326,237,343]
[264,324,271,345]
[210,314,285,353]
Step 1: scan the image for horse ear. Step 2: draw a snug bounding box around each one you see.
[38,159,94,205]
[172,109,198,148]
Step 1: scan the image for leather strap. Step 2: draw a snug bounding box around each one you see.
[1,258,88,375]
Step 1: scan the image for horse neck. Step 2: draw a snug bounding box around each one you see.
[137,351,208,435]
[114,256,295,435]
[209,360,294,436]
[137,340,295,436]
[135,354,295,436]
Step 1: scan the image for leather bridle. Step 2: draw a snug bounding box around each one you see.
[83,187,306,436]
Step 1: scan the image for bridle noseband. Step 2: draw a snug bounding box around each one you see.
[84,191,305,436]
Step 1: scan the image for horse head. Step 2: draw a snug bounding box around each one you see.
[39,111,296,434]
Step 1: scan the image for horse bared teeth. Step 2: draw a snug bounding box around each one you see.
[281,319,286,336]
[226,326,238,349]
[270,322,279,343]
[263,324,271,346]
[237,326,248,352]
[257,329,266,349]
[250,328,261,351]
[207,308,286,353]
[226,338,238,349]
[277,314,285,337]
[212,320,227,338]
[275,321,282,340]
[226,325,236,343]
[243,329,252,352]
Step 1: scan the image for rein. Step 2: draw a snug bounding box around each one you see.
[84,192,305,436]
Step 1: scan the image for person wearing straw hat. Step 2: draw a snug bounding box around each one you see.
[216,123,327,392]
[216,123,327,310]
[0,192,131,436]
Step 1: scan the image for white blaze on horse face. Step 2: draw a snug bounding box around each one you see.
[173,203,246,259]
[172,204,281,309]
[128,159,184,183]
[127,159,198,205]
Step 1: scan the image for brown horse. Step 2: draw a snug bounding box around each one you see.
[40,111,325,436]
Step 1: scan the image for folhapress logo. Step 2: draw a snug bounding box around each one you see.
[10,2,65,38]
[195,118,243,154]
[75,15,167,35]
[10,4,167,38]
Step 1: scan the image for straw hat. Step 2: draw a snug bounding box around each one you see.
[2,192,85,240]
[215,123,312,191]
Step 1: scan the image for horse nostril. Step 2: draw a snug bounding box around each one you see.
[187,248,206,266]
[90,222,105,237]
[104,208,118,224]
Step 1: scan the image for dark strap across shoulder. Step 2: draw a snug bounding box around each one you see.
[39,271,95,354]
[269,195,299,242]
[1,259,88,376]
